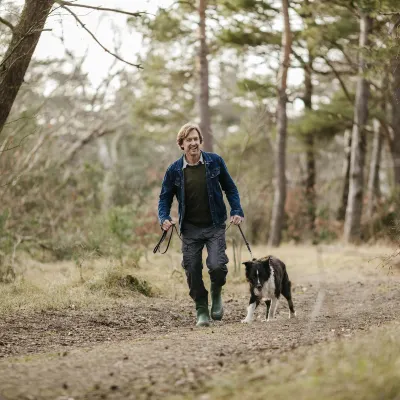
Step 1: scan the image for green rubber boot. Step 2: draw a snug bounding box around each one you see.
[195,299,210,327]
[210,283,224,321]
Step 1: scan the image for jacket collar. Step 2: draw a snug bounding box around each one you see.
[182,152,204,169]
[176,150,211,170]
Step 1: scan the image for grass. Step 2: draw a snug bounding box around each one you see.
[86,267,154,297]
[0,243,398,316]
[0,257,154,315]
[1,243,399,400]
[172,322,400,400]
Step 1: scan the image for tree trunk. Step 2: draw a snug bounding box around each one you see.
[0,0,54,135]
[390,24,400,187]
[303,54,316,237]
[366,118,383,219]
[198,0,212,151]
[268,0,292,247]
[344,13,373,243]
[337,129,351,221]
[300,0,316,238]
[99,132,122,210]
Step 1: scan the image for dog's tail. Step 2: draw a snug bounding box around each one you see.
[282,271,295,315]
[282,270,292,296]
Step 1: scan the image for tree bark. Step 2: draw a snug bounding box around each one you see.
[0,0,55,136]
[366,118,383,219]
[268,0,292,247]
[390,23,400,187]
[303,53,316,236]
[337,129,351,221]
[198,0,212,151]
[99,132,122,210]
[344,13,373,243]
[298,0,316,238]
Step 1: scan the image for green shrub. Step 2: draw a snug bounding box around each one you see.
[86,264,153,297]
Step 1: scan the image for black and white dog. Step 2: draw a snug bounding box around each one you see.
[242,256,296,323]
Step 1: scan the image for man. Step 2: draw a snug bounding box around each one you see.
[158,122,244,327]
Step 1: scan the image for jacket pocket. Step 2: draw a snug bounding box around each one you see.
[209,167,220,179]
[174,177,181,187]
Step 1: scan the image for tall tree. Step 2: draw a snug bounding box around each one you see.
[198,0,212,151]
[130,2,215,150]
[298,0,317,237]
[268,0,292,247]
[389,18,400,188]
[0,0,54,135]
[289,1,358,224]
[366,119,383,218]
[0,0,143,137]
[337,129,352,221]
[344,10,373,243]
[366,72,388,219]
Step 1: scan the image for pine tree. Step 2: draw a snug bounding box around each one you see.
[268,0,292,247]
[344,8,373,243]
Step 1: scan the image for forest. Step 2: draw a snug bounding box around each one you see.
[0,1,399,399]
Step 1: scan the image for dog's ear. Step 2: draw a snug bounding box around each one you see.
[242,261,252,271]
[242,261,253,280]
[242,261,253,278]
[261,256,270,268]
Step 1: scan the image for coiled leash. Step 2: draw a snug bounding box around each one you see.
[152,225,180,255]
[153,222,254,260]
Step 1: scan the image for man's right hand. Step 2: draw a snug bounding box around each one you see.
[162,219,175,231]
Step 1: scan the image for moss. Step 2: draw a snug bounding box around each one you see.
[86,268,153,297]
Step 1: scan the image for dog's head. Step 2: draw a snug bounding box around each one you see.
[243,257,272,297]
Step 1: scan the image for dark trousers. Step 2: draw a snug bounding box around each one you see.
[181,221,229,302]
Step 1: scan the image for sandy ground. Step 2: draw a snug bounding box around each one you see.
[0,246,399,400]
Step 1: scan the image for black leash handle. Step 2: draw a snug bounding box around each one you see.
[153,226,174,254]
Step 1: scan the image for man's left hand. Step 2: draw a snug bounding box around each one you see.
[230,215,243,225]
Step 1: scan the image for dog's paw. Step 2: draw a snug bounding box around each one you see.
[241,319,251,324]
[289,311,297,319]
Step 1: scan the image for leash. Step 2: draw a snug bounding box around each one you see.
[152,225,177,254]
[237,224,255,260]
[153,222,254,260]
[153,223,231,254]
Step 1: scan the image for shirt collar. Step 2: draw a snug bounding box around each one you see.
[183,152,204,169]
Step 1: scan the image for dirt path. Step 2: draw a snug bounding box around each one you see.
[0,260,399,400]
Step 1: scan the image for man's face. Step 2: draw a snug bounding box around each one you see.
[182,129,201,157]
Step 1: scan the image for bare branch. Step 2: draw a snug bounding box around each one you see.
[55,1,152,18]
[327,40,357,70]
[320,55,353,104]
[0,27,33,69]
[58,128,116,167]
[0,16,14,31]
[0,27,52,70]
[60,5,142,69]
[0,132,34,153]
[389,16,400,34]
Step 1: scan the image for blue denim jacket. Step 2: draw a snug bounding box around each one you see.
[158,151,244,229]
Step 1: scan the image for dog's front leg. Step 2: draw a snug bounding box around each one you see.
[242,295,260,323]
[265,299,271,320]
[267,298,279,321]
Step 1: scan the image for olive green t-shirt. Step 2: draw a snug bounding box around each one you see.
[183,164,213,227]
